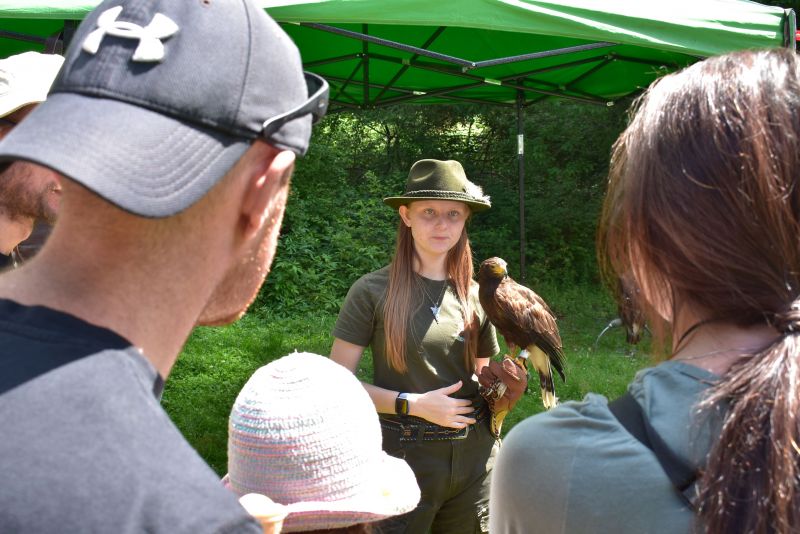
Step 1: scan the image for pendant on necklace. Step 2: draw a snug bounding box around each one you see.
[431,306,440,323]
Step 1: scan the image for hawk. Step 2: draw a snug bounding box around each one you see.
[594,276,647,353]
[478,257,566,411]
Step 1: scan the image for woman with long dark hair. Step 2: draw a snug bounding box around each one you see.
[330,159,507,533]
[491,48,800,533]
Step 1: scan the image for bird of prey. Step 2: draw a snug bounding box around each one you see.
[477,257,566,410]
[594,276,647,353]
[617,275,645,345]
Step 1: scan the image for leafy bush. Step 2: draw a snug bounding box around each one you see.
[168,99,643,474]
[255,145,397,316]
[254,99,630,316]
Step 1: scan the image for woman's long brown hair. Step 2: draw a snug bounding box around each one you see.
[597,48,800,532]
[383,217,479,373]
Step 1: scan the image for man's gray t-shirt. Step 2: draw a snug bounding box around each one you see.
[0,299,260,533]
[490,361,720,533]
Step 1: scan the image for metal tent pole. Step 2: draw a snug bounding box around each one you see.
[362,24,369,106]
[517,89,526,282]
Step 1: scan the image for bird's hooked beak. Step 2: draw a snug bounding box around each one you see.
[480,257,509,279]
[496,260,508,278]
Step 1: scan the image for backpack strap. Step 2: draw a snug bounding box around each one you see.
[608,392,698,510]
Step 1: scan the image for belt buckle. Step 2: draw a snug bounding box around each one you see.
[434,423,469,441]
[453,423,469,440]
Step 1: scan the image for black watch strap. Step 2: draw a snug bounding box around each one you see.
[395,392,410,416]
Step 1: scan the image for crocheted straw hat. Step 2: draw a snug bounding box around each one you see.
[228,352,420,532]
[383,159,491,212]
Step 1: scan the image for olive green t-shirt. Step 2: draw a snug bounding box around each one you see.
[332,265,499,402]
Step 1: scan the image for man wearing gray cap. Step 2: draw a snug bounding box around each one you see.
[0,0,328,532]
[0,51,64,269]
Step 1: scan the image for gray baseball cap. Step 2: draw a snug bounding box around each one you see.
[0,0,328,218]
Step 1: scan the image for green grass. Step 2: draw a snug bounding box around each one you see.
[161,312,338,474]
[162,284,653,475]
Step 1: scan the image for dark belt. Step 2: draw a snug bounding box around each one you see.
[380,403,489,442]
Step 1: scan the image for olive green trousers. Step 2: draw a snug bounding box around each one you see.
[377,416,499,534]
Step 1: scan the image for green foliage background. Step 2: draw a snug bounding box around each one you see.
[255,99,630,318]
[164,0,798,479]
[165,100,636,474]
[168,283,649,475]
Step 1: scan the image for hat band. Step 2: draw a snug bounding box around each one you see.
[400,190,487,203]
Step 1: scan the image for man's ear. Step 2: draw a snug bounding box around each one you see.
[240,148,295,240]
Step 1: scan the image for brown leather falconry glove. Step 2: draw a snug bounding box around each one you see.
[478,357,528,438]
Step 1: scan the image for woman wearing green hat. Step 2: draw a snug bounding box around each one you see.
[330,159,501,533]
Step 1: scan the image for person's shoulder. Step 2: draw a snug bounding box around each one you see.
[635,359,718,384]
[494,393,693,532]
[350,265,390,293]
[0,350,261,533]
[505,393,614,446]
[362,265,391,282]
[146,455,262,533]
[492,396,619,531]
[104,445,261,532]
[627,360,720,460]
[629,360,718,407]
[499,393,637,472]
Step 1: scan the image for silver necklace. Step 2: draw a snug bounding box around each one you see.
[419,278,448,323]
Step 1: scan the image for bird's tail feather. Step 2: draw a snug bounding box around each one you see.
[531,347,559,409]
[537,340,566,383]
[539,364,558,409]
[541,387,558,409]
[549,345,567,383]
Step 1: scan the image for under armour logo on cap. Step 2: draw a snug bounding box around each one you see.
[82,6,178,62]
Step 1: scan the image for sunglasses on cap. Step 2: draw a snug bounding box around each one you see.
[261,71,329,148]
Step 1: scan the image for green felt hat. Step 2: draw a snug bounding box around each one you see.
[383,159,491,212]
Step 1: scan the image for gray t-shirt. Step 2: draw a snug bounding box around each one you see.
[333,265,499,401]
[490,360,720,534]
[0,299,260,533]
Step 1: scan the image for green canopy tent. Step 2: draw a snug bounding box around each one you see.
[0,0,794,277]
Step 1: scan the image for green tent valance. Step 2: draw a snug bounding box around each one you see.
[0,0,793,108]
[0,0,793,278]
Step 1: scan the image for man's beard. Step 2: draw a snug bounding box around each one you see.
[197,167,291,327]
[196,237,272,326]
[0,162,58,224]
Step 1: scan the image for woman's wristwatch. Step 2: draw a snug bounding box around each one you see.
[395,392,410,416]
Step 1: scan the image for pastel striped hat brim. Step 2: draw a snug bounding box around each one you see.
[278,454,416,532]
[227,352,420,532]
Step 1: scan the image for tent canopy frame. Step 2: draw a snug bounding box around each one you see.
[0,1,794,279]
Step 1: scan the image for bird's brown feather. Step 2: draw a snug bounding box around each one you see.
[479,269,565,380]
[478,257,566,409]
[618,276,645,345]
